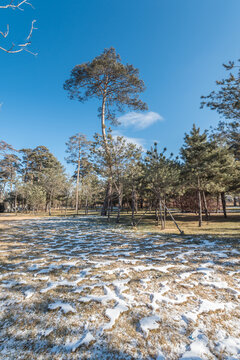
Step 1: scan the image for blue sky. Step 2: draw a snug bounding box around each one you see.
[1,0,240,171]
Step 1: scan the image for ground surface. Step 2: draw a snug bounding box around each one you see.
[0,216,240,359]
[0,209,240,236]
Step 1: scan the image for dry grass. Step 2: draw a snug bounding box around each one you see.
[108,210,240,237]
[1,208,239,237]
[0,217,239,359]
[141,214,240,236]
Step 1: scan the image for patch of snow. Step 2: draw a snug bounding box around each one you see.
[180,330,212,359]
[139,315,160,337]
[24,289,35,299]
[48,301,76,314]
[66,331,95,352]
[103,303,128,330]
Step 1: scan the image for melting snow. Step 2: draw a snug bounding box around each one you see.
[48,301,76,314]
[0,216,239,359]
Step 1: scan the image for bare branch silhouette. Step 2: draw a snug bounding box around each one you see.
[0,1,37,55]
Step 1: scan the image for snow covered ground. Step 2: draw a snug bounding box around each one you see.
[0,216,239,359]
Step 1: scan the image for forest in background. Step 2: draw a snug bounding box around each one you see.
[0,48,239,230]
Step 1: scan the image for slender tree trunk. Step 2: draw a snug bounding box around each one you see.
[216,193,220,213]
[131,187,136,226]
[233,196,237,207]
[79,189,82,210]
[116,190,122,223]
[159,198,164,229]
[135,195,138,214]
[65,197,68,216]
[45,196,48,213]
[14,192,17,215]
[101,184,108,216]
[221,192,227,218]
[197,176,202,227]
[75,149,81,215]
[101,95,107,144]
[163,197,166,229]
[107,182,112,222]
[101,94,113,217]
[48,195,52,216]
[102,182,111,216]
[202,191,209,221]
[155,199,159,226]
[85,197,88,215]
[198,190,202,227]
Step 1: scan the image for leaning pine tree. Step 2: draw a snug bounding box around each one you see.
[63,47,147,215]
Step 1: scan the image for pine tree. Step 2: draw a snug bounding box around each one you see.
[144,144,180,229]
[180,125,214,227]
[64,47,147,215]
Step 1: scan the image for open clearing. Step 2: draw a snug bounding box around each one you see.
[0,216,240,359]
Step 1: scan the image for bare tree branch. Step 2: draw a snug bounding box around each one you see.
[0,20,37,54]
[0,1,32,10]
[0,1,37,55]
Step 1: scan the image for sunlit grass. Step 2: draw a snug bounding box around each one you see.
[0,208,239,236]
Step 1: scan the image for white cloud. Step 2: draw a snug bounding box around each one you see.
[118,111,163,129]
[112,130,145,149]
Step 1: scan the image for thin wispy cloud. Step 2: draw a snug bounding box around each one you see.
[118,111,163,129]
[112,130,145,150]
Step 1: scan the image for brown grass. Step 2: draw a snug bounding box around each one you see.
[0,208,239,236]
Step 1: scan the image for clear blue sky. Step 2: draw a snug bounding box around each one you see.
[1,0,240,170]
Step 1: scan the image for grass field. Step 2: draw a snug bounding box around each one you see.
[1,208,239,237]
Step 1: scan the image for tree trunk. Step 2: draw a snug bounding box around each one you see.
[233,196,237,207]
[48,196,52,216]
[75,149,81,215]
[85,197,88,215]
[100,93,114,218]
[101,182,110,216]
[197,176,202,227]
[221,192,227,218]
[65,198,67,216]
[155,200,159,226]
[107,182,112,222]
[116,191,122,223]
[198,190,202,227]
[131,187,136,226]
[135,195,138,214]
[202,191,209,221]
[216,193,220,213]
[159,198,164,229]
[14,192,17,215]
[163,197,166,229]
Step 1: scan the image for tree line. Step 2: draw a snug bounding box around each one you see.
[0,48,239,228]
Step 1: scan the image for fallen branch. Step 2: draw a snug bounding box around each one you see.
[164,204,184,235]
